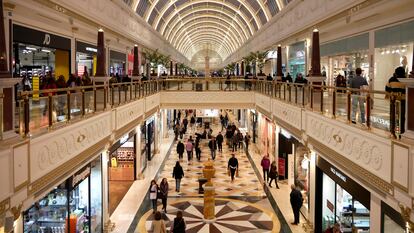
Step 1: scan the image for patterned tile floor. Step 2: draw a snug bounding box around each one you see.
[157,126,265,197]
[138,198,280,233]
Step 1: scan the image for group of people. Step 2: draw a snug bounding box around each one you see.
[260,154,280,188]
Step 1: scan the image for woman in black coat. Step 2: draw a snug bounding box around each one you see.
[268,161,279,188]
[172,161,184,192]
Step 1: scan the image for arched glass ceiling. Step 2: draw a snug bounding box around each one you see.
[129,0,291,60]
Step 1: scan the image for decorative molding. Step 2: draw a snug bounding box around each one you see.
[255,93,271,112]
[391,142,410,193]
[306,112,392,183]
[29,136,110,196]
[256,106,272,120]
[160,92,255,107]
[274,116,302,140]
[10,204,22,221]
[272,99,302,131]
[309,137,393,195]
[29,112,112,183]
[0,198,10,216]
[145,94,160,115]
[115,99,144,130]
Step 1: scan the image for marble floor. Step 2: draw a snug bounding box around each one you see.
[138,198,280,233]
[157,129,265,197]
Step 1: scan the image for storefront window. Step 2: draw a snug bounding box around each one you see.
[13,43,56,79]
[24,185,68,233]
[140,124,147,173]
[90,157,102,232]
[23,156,102,233]
[374,43,413,91]
[294,146,310,214]
[69,177,90,233]
[109,50,126,76]
[321,173,370,232]
[288,42,306,79]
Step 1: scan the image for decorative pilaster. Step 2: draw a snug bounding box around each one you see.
[307,29,325,85]
[95,29,106,77]
[276,45,283,80]
[132,44,139,77]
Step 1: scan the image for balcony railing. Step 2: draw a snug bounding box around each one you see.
[3,77,403,139]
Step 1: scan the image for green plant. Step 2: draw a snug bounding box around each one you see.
[225,62,237,75]
[254,50,269,74]
[144,49,163,75]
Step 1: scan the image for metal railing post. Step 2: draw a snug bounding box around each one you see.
[310,86,314,110]
[24,95,30,136]
[67,91,71,121]
[48,93,53,128]
[346,91,351,123]
[390,94,397,138]
[332,89,336,118]
[81,89,86,116]
[103,86,107,110]
[366,93,371,129]
[93,87,97,113]
[320,86,324,113]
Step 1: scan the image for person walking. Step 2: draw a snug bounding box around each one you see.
[237,131,244,149]
[348,68,368,124]
[216,132,224,152]
[232,132,238,152]
[149,180,159,214]
[195,140,202,161]
[261,154,271,183]
[151,211,166,233]
[176,140,184,160]
[228,154,239,182]
[208,137,217,160]
[290,184,303,225]
[170,211,186,233]
[185,139,193,162]
[172,161,184,192]
[182,117,188,131]
[159,178,169,213]
[268,161,280,188]
[244,133,251,152]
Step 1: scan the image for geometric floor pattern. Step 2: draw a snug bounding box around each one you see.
[157,126,265,197]
[138,198,280,233]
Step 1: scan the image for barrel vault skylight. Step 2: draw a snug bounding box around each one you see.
[124,0,293,61]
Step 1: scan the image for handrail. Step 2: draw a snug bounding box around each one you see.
[10,77,400,139]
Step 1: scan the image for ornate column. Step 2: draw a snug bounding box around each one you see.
[236,63,240,76]
[94,28,108,83]
[307,29,325,84]
[169,61,173,75]
[203,159,216,222]
[276,45,283,80]
[175,63,178,76]
[132,44,139,77]
[241,61,245,76]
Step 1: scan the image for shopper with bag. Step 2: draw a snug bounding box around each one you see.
[149,180,159,214]
[228,154,239,182]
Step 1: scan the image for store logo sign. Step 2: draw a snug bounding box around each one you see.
[43,34,51,45]
[330,167,346,182]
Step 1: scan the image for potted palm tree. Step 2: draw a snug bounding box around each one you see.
[254,50,269,76]
[243,53,256,75]
[144,49,163,76]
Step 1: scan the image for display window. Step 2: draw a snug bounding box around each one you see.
[321,51,370,88]
[109,50,126,76]
[146,118,156,160]
[317,157,370,233]
[23,156,102,233]
[140,124,147,173]
[288,42,306,79]
[12,24,71,80]
[249,110,257,144]
[76,41,97,77]
[294,146,310,216]
[374,43,413,91]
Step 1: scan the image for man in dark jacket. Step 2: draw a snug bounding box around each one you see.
[176,141,185,160]
[228,154,239,182]
[208,137,217,160]
[216,132,224,152]
[385,66,406,134]
[290,184,303,225]
[172,161,184,192]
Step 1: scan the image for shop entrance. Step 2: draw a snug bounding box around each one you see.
[315,156,370,233]
[108,132,136,215]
